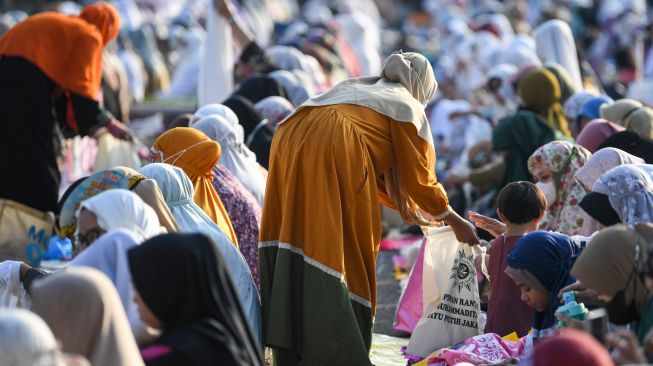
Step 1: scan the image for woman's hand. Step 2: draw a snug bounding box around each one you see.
[444,211,480,245]
[106,119,134,142]
[555,313,585,330]
[559,281,599,305]
[18,262,31,282]
[608,330,647,365]
[444,174,467,190]
[468,211,506,238]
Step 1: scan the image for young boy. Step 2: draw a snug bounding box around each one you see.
[469,181,546,337]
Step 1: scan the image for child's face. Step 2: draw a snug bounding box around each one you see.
[515,281,551,312]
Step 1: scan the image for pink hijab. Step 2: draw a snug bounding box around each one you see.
[576,119,625,153]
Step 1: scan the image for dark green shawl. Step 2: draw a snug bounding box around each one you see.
[493,109,570,188]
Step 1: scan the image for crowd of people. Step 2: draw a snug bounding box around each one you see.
[0,0,653,365]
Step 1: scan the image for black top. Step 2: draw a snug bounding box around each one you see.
[128,233,263,366]
[246,123,274,169]
[239,42,277,75]
[598,130,653,164]
[579,191,622,227]
[0,56,107,212]
[232,75,287,104]
[222,95,264,139]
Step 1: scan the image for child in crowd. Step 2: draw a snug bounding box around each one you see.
[505,231,583,339]
[469,181,546,337]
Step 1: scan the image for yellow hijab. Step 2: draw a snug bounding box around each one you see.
[519,68,572,137]
[153,128,238,246]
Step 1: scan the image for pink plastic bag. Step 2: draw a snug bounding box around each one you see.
[427,333,526,365]
[393,238,426,334]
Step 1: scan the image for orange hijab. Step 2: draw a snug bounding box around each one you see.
[153,128,238,246]
[0,2,119,100]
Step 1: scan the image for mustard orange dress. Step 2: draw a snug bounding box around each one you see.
[260,104,449,365]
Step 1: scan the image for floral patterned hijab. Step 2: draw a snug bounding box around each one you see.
[528,141,592,235]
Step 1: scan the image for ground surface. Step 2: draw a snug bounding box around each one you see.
[375,249,408,338]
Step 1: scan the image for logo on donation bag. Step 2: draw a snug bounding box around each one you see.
[406,228,483,357]
[25,225,49,266]
[451,249,475,292]
[426,249,479,329]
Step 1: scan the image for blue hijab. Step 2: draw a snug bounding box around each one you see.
[507,231,585,330]
[578,95,613,122]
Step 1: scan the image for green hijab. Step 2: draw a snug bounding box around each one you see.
[519,69,572,137]
[493,110,569,188]
[544,63,579,105]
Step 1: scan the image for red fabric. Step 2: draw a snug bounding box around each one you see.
[65,92,79,133]
[485,235,533,337]
[533,329,614,366]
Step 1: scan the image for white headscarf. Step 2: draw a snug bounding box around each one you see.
[78,189,162,241]
[428,99,471,145]
[334,12,381,76]
[189,103,244,141]
[575,148,645,191]
[268,69,311,106]
[198,0,233,105]
[486,63,519,120]
[266,45,325,91]
[139,163,262,339]
[592,164,653,225]
[69,229,144,339]
[478,13,515,45]
[534,20,583,91]
[254,96,294,126]
[157,27,204,100]
[192,115,266,206]
[0,309,68,366]
[498,35,542,69]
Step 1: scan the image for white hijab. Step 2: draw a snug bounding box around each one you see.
[334,12,381,76]
[192,115,267,206]
[266,45,326,92]
[0,309,69,366]
[534,19,583,91]
[158,27,204,100]
[499,36,542,69]
[198,0,233,105]
[269,69,311,106]
[575,147,645,191]
[78,189,163,241]
[189,103,244,141]
[69,229,144,339]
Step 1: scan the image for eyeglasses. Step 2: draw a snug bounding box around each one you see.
[73,227,106,255]
[149,140,212,165]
